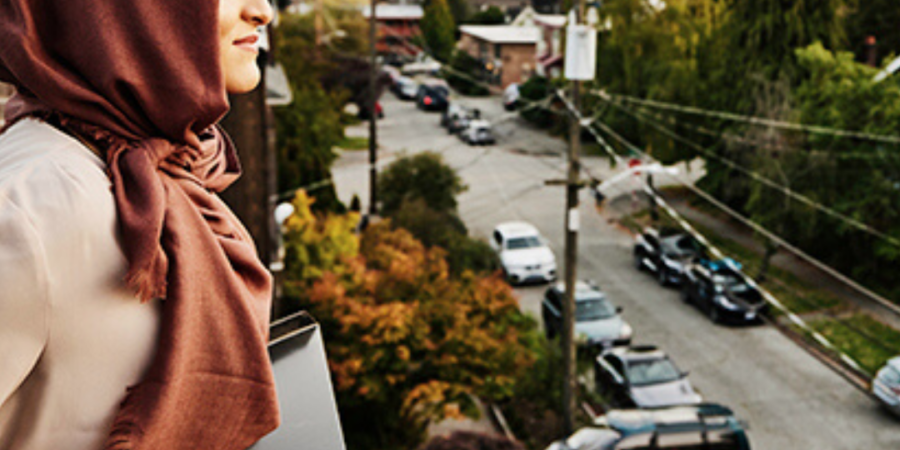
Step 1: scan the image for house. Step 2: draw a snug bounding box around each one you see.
[457,25,540,88]
[510,6,566,78]
[362,4,424,61]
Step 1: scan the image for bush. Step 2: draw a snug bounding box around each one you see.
[518,75,556,127]
[446,51,491,96]
[465,6,506,25]
[378,152,467,216]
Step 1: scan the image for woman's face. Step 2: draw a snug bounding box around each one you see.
[218,0,273,94]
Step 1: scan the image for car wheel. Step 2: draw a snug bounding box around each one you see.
[634,252,644,271]
[709,306,721,324]
[657,267,669,286]
[681,285,691,303]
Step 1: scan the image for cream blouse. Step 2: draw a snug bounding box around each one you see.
[0,119,160,450]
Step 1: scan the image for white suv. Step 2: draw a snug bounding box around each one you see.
[491,221,557,284]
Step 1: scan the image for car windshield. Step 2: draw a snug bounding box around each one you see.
[506,236,542,250]
[576,297,616,321]
[661,235,702,258]
[881,365,900,386]
[713,272,752,294]
[627,357,682,386]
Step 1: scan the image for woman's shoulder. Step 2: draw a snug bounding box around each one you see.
[0,118,113,226]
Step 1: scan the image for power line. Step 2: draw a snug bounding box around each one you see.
[603,98,900,249]
[584,103,900,328]
[596,90,900,145]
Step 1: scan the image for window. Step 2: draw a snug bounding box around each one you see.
[707,427,740,450]
[655,429,705,449]
[495,43,502,58]
[626,358,682,386]
[506,236,542,250]
[576,298,616,322]
[604,355,626,378]
[644,234,660,251]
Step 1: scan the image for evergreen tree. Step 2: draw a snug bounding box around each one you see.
[421,0,457,62]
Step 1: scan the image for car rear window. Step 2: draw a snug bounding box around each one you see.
[626,358,682,386]
[576,297,616,321]
[506,236,542,250]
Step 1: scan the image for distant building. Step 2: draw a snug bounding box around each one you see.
[458,25,540,88]
[520,9,567,78]
[362,4,424,60]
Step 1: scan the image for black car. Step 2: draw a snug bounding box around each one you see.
[546,404,752,450]
[634,227,706,286]
[594,346,701,409]
[681,258,767,324]
[542,281,632,349]
[416,84,449,111]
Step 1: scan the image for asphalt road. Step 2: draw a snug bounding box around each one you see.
[332,93,900,449]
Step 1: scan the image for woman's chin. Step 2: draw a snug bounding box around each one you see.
[225,68,261,94]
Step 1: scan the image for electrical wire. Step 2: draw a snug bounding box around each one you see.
[596,90,900,145]
[603,98,900,249]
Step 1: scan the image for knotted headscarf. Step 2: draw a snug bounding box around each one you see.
[0,1,280,448]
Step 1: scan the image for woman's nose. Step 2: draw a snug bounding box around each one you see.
[243,0,273,27]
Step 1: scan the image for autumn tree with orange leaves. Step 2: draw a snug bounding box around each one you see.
[281,191,541,450]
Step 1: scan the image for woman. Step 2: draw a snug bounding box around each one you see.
[0,1,280,449]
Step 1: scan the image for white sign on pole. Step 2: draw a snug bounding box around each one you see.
[564,21,597,80]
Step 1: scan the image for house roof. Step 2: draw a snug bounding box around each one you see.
[459,25,540,44]
[362,4,424,20]
[534,14,567,28]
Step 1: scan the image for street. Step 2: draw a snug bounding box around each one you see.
[331,93,900,449]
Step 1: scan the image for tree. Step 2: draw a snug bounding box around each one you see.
[846,0,900,65]
[275,14,348,213]
[466,6,505,26]
[282,195,540,450]
[446,50,491,96]
[378,152,467,216]
[421,0,457,62]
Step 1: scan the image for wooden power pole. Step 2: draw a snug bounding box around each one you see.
[563,0,586,436]
[368,0,379,216]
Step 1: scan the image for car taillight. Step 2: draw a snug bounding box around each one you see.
[424,96,432,105]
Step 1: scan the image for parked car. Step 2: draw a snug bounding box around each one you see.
[545,404,752,450]
[634,227,706,286]
[416,83,450,112]
[872,356,900,416]
[542,280,632,348]
[461,119,495,145]
[490,221,557,285]
[441,103,466,128]
[449,108,480,135]
[503,82,520,111]
[392,76,418,100]
[594,345,702,409]
[681,258,767,324]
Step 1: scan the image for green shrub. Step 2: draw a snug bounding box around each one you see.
[446,51,491,96]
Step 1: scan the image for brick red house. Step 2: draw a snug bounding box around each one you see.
[363,4,424,59]
[457,25,540,88]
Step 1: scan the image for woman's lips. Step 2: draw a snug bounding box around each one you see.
[233,35,259,52]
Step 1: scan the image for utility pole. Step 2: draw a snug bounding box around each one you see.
[562,0,585,436]
[314,0,324,45]
[368,0,379,216]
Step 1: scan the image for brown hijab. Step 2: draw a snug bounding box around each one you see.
[0,1,279,449]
